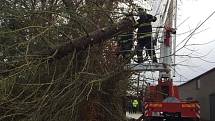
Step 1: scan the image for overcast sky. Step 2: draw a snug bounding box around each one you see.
[173,0,215,83]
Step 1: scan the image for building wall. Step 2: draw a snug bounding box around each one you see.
[178,69,215,121]
[210,93,215,121]
[178,79,199,100]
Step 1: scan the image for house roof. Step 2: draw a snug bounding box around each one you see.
[178,67,215,87]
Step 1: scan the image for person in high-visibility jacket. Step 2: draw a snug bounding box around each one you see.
[136,8,157,63]
[132,99,139,113]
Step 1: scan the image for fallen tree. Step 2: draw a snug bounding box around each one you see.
[0,1,137,121]
[49,17,135,59]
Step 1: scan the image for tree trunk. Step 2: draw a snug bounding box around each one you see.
[50,17,135,59]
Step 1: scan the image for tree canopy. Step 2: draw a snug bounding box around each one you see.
[0,0,138,121]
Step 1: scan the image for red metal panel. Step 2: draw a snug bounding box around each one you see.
[144,102,200,119]
[146,80,180,102]
[173,86,179,98]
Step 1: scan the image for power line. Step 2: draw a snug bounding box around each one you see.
[176,10,215,50]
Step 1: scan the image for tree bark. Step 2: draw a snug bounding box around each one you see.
[51,17,135,59]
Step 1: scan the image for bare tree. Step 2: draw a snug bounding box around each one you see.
[0,0,136,121]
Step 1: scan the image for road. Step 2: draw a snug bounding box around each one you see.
[126,112,142,119]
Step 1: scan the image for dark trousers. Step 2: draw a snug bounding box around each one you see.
[136,38,157,63]
[119,42,133,59]
[132,106,137,113]
[128,106,132,114]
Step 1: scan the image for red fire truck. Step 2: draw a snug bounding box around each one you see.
[143,79,200,121]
